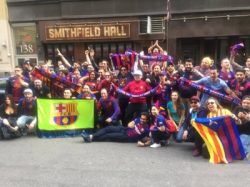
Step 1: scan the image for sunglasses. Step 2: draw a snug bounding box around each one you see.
[207,101,215,105]
[191,101,198,104]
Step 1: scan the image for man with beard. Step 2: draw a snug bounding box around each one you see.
[195,66,238,106]
[233,95,250,159]
[229,69,250,99]
[31,79,51,99]
[178,58,203,107]
[16,89,37,134]
[117,66,133,125]
[5,66,30,104]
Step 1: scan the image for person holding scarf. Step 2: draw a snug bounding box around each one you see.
[123,70,151,125]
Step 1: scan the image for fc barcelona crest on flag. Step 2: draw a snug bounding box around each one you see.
[53,103,78,125]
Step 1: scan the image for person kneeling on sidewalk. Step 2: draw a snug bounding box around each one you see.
[149,106,170,148]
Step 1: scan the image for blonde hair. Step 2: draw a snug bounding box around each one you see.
[206,97,223,110]
[201,57,213,66]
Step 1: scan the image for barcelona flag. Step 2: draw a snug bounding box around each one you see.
[110,51,136,70]
[37,99,94,138]
[192,116,246,164]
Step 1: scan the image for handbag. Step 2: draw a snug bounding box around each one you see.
[166,119,178,133]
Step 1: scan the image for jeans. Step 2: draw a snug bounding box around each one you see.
[17,115,37,129]
[176,126,195,143]
[240,134,250,154]
[93,125,129,142]
[176,126,185,143]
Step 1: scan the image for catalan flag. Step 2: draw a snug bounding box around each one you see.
[192,116,246,164]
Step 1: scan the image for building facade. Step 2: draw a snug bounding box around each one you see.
[5,0,250,71]
[0,0,14,75]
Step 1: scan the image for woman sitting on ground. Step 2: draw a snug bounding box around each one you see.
[0,94,20,139]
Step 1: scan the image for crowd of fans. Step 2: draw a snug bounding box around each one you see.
[0,40,249,160]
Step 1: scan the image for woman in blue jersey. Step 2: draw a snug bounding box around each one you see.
[150,106,170,148]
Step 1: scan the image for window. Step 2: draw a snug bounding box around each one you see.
[44,44,74,64]
[139,16,164,34]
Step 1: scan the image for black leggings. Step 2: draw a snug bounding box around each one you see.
[151,131,168,144]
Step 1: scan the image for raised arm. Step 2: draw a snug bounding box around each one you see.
[57,48,72,69]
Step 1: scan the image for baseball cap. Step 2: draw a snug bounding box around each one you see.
[23,88,33,94]
[133,70,143,76]
[190,96,200,102]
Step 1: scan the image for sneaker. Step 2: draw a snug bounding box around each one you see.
[150,143,161,148]
[192,149,201,157]
[81,130,91,142]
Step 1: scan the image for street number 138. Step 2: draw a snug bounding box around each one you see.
[20,44,34,54]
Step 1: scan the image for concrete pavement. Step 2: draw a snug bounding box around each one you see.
[0,136,249,187]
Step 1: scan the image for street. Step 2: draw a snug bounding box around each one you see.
[0,136,249,187]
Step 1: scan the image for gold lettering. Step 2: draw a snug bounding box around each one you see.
[121,26,126,36]
[48,29,54,38]
[64,28,70,38]
[117,26,122,36]
[103,26,110,37]
[54,28,64,38]
[95,27,101,36]
[89,27,94,37]
[77,28,82,37]
[47,24,128,40]
[70,28,77,38]
[110,26,116,36]
[85,27,90,37]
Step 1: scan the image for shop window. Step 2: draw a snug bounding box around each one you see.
[13,25,37,55]
[118,43,124,53]
[84,42,133,60]
[103,44,109,57]
[44,44,74,64]
[110,44,117,53]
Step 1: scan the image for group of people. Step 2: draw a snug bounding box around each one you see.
[0,40,250,161]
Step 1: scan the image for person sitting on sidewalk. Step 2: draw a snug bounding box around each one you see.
[0,95,20,139]
[81,112,150,144]
[16,89,37,135]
